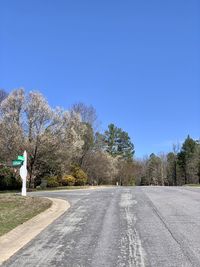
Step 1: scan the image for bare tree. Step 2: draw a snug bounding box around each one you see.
[0,89,8,104]
[71,102,98,130]
[158,152,167,186]
[0,89,24,161]
[25,91,52,186]
[82,151,118,185]
[0,89,86,187]
[25,95,86,186]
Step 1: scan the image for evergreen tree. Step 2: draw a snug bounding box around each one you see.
[177,136,199,184]
[146,153,163,185]
[104,123,135,160]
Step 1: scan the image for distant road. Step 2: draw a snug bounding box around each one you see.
[2,186,200,267]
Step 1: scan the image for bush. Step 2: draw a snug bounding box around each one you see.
[62,175,75,186]
[73,168,88,186]
[46,176,59,187]
[0,167,22,190]
[36,185,41,190]
[70,165,88,186]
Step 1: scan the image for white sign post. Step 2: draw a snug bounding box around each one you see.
[19,151,27,196]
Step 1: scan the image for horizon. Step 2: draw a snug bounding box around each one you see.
[1,0,199,157]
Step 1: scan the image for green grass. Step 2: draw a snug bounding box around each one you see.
[0,194,52,236]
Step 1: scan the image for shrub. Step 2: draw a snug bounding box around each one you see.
[62,175,75,186]
[0,167,22,190]
[36,185,41,190]
[46,176,59,187]
[70,165,88,186]
[74,168,88,186]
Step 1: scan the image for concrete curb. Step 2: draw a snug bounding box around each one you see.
[0,197,70,265]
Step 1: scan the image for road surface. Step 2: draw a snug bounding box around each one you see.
[2,186,200,267]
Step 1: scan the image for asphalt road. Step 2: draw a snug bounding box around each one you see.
[2,186,200,267]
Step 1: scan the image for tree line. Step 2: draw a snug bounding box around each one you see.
[0,88,135,189]
[0,88,199,189]
[138,137,200,186]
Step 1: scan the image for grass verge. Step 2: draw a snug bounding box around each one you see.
[0,194,52,237]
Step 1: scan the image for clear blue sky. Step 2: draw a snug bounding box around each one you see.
[1,0,199,157]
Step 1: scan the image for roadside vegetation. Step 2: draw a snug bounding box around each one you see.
[0,194,51,236]
[138,136,200,186]
[0,88,199,189]
[0,89,135,189]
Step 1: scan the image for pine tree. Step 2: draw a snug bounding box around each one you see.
[177,136,199,184]
[104,123,135,160]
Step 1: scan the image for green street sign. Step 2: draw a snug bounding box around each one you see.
[17,155,24,161]
[12,160,23,167]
